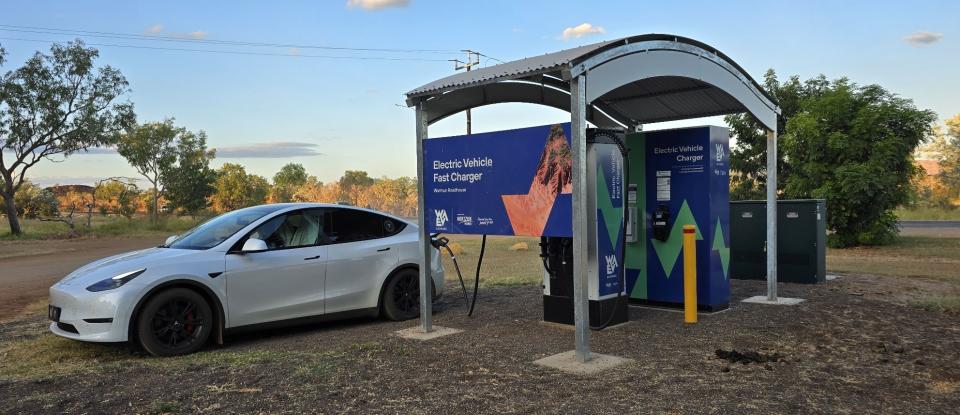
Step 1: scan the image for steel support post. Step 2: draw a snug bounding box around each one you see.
[766,129,778,301]
[415,102,433,332]
[570,75,592,363]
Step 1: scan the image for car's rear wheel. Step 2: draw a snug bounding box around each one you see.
[383,269,420,321]
[136,288,212,357]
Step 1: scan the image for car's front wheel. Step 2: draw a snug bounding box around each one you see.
[383,269,421,321]
[136,288,212,357]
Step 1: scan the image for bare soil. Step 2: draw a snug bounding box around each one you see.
[1,273,958,414]
[0,236,164,318]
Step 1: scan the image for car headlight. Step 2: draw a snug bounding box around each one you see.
[86,268,146,292]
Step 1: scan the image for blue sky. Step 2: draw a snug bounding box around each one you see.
[2,0,958,187]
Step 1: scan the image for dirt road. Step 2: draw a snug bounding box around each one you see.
[0,237,164,318]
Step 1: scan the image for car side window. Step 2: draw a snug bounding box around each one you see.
[248,211,323,250]
[323,208,403,244]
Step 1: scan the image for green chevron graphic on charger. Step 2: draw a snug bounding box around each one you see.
[650,200,702,277]
[713,217,730,279]
[596,167,621,247]
[623,126,730,309]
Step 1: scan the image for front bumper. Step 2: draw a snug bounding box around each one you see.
[48,284,135,342]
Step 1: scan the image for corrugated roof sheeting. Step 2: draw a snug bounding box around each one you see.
[406,34,779,130]
[406,41,614,97]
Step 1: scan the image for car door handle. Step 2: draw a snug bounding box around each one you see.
[377,247,391,252]
[304,255,321,260]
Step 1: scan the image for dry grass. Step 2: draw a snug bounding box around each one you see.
[0,215,203,241]
[437,235,544,288]
[828,235,960,312]
[0,328,342,381]
[827,236,960,283]
[910,297,960,313]
[895,207,960,221]
[439,233,960,311]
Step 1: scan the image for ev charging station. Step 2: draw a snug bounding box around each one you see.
[405,34,785,365]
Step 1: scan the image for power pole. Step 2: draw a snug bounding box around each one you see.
[452,50,481,135]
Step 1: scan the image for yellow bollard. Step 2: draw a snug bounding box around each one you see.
[683,224,698,324]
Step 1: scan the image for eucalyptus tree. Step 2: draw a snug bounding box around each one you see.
[0,41,134,235]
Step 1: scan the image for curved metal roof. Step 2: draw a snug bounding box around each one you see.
[406,34,780,131]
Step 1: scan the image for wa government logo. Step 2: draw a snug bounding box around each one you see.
[605,254,619,275]
[715,143,725,162]
[434,209,449,228]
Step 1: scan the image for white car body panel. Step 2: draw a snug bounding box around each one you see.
[324,237,399,314]
[47,203,444,343]
[225,244,328,327]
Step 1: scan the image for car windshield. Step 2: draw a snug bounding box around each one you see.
[166,205,288,250]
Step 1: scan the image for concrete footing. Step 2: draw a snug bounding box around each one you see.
[533,350,633,375]
[394,325,462,340]
[741,296,805,305]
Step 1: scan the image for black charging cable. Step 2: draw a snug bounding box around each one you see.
[430,233,486,316]
[430,234,470,303]
[467,234,487,317]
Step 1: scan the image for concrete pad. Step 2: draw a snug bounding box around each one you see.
[394,325,462,341]
[741,295,805,305]
[533,350,633,375]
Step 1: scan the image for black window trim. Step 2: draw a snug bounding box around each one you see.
[321,207,407,245]
[227,206,408,253]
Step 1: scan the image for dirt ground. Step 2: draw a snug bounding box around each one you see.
[1,272,958,414]
[0,236,164,318]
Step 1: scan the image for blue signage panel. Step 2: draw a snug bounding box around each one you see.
[625,126,730,309]
[424,123,574,237]
[592,141,625,298]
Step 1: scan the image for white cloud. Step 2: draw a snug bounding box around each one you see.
[346,0,409,11]
[144,25,209,39]
[215,142,323,158]
[904,31,944,46]
[561,23,605,40]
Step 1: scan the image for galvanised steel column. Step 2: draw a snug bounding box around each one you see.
[570,74,591,362]
[766,129,778,301]
[415,101,433,332]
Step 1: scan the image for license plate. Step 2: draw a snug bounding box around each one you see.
[48,305,61,322]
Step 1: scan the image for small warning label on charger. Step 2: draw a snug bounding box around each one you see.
[656,170,671,201]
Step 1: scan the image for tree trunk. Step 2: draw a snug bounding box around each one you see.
[153,189,159,221]
[2,191,22,235]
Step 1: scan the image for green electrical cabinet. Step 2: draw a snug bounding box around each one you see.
[730,199,826,284]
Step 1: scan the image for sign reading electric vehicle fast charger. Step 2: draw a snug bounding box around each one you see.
[423,123,625,299]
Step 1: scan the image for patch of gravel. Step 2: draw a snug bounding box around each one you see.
[1,276,959,414]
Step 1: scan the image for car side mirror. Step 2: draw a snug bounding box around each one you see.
[165,235,178,246]
[241,238,268,253]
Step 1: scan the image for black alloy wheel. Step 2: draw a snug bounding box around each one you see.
[137,288,212,357]
[383,269,420,321]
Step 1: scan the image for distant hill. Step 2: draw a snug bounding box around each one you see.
[45,184,94,196]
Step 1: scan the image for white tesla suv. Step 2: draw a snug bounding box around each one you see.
[48,203,444,356]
